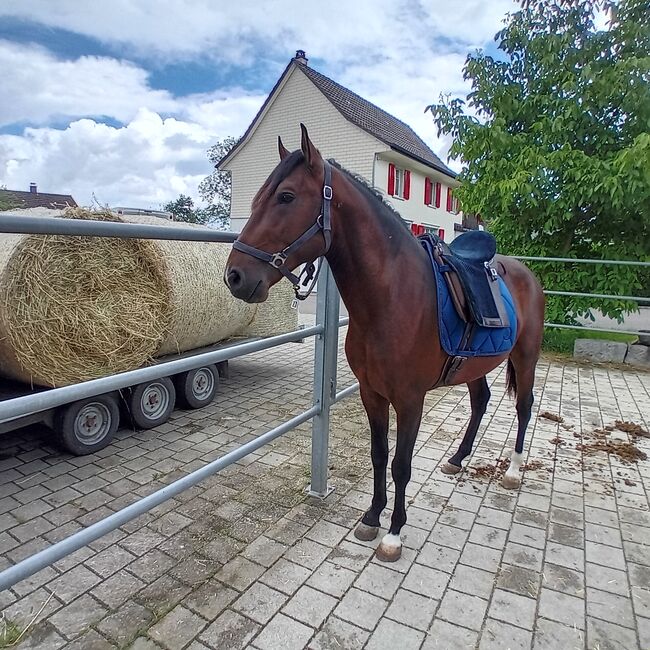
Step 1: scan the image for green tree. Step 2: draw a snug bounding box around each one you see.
[198,136,237,229]
[426,0,650,323]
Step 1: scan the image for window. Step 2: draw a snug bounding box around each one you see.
[424,179,442,208]
[388,163,410,199]
[446,188,460,214]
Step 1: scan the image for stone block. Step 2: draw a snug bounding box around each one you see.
[573,339,627,363]
[625,344,650,368]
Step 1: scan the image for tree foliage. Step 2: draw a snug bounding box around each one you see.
[426,0,650,323]
[164,136,236,229]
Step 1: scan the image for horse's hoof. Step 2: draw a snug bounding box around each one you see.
[376,541,402,563]
[501,474,521,490]
[441,462,462,475]
[375,533,402,563]
[354,522,379,542]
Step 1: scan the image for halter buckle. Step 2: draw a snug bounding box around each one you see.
[270,252,287,268]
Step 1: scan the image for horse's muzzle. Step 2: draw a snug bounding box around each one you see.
[224,265,268,303]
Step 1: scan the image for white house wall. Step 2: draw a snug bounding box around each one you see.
[225,65,388,232]
[373,157,460,241]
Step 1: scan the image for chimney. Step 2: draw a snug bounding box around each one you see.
[29,183,37,194]
[294,50,308,65]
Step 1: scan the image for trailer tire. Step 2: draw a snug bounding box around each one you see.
[127,377,176,429]
[175,365,219,409]
[54,394,119,455]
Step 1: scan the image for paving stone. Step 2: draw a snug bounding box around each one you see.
[96,600,154,646]
[502,542,544,572]
[449,563,496,600]
[497,564,541,598]
[488,588,537,630]
[282,585,337,628]
[231,582,287,624]
[84,545,136,578]
[49,593,108,640]
[148,604,207,649]
[586,586,636,628]
[284,538,332,570]
[47,564,102,604]
[214,556,265,592]
[136,574,191,617]
[585,562,629,596]
[533,617,585,650]
[459,542,502,573]
[437,589,488,631]
[542,562,584,596]
[401,563,450,600]
[538,587,585,629]
[333,587,388,630]
[199,609,260,650]
[305,560,356,598]
[260,558,312,595]
[241,535,287,567]
[252,612,314,650]
[587,616,640,650]
[327,540,374,571]
[586,540,626,570]
[478,618,533,650]
[184,580,237,621]
[91,569,145,609]
[417,542,461,573]
[309,616,369,650]
[365,617,426,650]
[385,587,437,631]
[422,618,478,650]
[62,628,117,649]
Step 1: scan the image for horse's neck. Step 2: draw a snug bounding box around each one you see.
[326,173,428,326]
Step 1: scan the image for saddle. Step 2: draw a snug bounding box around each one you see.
[420,231,510,328]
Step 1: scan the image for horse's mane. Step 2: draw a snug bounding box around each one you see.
[327,159,411,234]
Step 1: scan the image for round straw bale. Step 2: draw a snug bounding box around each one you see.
[0,209,169,387]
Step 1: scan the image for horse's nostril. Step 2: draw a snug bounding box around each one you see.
[227,268,243,290]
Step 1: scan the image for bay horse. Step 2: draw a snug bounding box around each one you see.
[225,124,545,562]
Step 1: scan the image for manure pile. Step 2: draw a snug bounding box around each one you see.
[0,209,298,387]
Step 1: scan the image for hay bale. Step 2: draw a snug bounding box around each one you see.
[0,209,299,387]
[0,209,169,387]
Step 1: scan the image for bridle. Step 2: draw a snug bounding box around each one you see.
[232,160,333,301]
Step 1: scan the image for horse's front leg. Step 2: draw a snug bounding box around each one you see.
[376,396,425,562]
[354,385,389,542]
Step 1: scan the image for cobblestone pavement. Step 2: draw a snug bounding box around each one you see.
[0,324,649,650]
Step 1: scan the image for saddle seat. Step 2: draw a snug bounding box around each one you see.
[447,230,496,263]
[419,231,509,329]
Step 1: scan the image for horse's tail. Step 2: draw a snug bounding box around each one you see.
[506,358,517,398]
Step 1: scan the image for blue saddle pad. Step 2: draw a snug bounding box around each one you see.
[421,239,518,358]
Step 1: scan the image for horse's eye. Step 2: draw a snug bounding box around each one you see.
[278,192,295,204]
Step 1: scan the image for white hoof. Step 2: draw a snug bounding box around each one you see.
[376,533,402,562]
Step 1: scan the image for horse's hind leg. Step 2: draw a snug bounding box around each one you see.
[502,356,536,489]
[354,386,389,542]
[441,377,490,475]
[376,396,424,563]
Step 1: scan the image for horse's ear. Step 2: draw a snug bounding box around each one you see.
[278,136,290,160]
[300,123,322,170]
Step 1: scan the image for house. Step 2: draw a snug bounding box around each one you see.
[218,51,464,240]
[0,184,77,211]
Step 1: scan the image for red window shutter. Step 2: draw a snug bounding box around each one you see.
[435,182,441,208]
[446,188,453,212]
[403,170,411,200]
[438,228,445,241]
[424,178,432,205]
[388,163,395,196]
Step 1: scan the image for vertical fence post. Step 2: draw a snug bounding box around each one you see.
[308,261,340,498]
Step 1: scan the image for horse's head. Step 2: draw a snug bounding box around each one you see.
[224,124,331,303]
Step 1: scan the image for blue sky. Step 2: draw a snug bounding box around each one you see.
[0,0,517,208]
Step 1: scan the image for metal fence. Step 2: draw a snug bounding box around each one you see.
[512,255,650,336]
[0,214,646,592]
[0,213,359,592]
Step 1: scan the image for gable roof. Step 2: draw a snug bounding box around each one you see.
[0,189,78,211]
[218,56,455,178]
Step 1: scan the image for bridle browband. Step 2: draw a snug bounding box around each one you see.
[232,160,333,301]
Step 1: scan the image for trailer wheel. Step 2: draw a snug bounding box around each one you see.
[127,377,176,429]
[175,365,219,409]
[54,394,119,455]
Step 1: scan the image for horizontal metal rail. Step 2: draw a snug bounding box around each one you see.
[0,404,320,592]
[544,322,646,336]
[544,290,650,303]
[0,214,239,242]
[0,326,322,424]
[334,383,360,403]
[513,255,650,267]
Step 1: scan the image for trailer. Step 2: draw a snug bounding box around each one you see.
[0,343,235,456]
